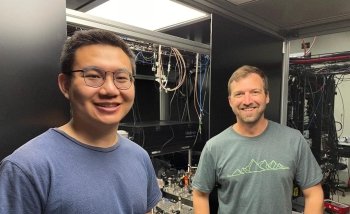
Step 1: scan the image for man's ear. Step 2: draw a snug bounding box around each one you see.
[228,96,233,107]
[266,92,270,104]
[58,73,71,100]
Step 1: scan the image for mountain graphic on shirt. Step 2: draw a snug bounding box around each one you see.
[227,159,289,177]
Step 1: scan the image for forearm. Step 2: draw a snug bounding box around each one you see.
[193,189,210,214]
[304,197,323,214]
[194,197,210,214]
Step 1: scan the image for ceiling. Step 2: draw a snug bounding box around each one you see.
[174,0,350,39]
[66,0,108,12]
[66,0,350,39]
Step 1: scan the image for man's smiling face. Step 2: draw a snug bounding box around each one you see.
[228,73,270,125]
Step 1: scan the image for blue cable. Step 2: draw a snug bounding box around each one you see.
[135,51,154,65]
[199,54,210,115]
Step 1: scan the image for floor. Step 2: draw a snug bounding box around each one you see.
[292,191,350,213]
[332,190,350,205]
[330,158,350,204]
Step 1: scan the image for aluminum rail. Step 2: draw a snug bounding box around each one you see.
[280,40,290,126]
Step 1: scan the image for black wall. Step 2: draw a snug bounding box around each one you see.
[0,0,69,160]
[210,14,284,138]
[122,77,161,123]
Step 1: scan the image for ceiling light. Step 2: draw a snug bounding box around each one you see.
[86,0,207,31]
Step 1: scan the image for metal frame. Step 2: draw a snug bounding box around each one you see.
[66,7,290,126]
[296,20,350,38]
[66,9,210,55]
[66,8,210,122]
[280,40,290,126]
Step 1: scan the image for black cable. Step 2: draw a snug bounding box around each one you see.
[131,92,145,147]
[160,125,174,151]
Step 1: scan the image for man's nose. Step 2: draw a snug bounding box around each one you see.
[100,73,120,95]
[242,93,252,104]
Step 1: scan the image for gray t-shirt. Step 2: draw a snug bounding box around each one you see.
[192,120,322,214]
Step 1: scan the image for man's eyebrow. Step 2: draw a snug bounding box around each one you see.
[84,66,131,73]
[114,68,131,73]
[98,67,132,74]
[232,91,243,94]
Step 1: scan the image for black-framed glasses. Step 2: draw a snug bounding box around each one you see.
[66,66,134,90]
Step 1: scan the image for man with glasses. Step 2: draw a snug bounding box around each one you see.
[0,29,162,214]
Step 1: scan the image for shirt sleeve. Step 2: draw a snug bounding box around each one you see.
[146,157,162,211]
[192,143,216,193]
[0,160,42,214]
[295,136,323,190]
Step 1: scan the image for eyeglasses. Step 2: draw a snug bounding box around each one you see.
[66,66,134,90]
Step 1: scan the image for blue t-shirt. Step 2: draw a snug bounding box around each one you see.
[0,128,162,214]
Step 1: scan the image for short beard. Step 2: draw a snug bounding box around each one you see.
[233,107,265,125]
[238,112,263,124]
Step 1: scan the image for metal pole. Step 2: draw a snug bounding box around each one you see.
[188,149,192,168]
[280,40,290,125]
[159,89,169,120]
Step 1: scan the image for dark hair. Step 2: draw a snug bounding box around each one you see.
[227,65,269,96]
[60,29,136,75]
